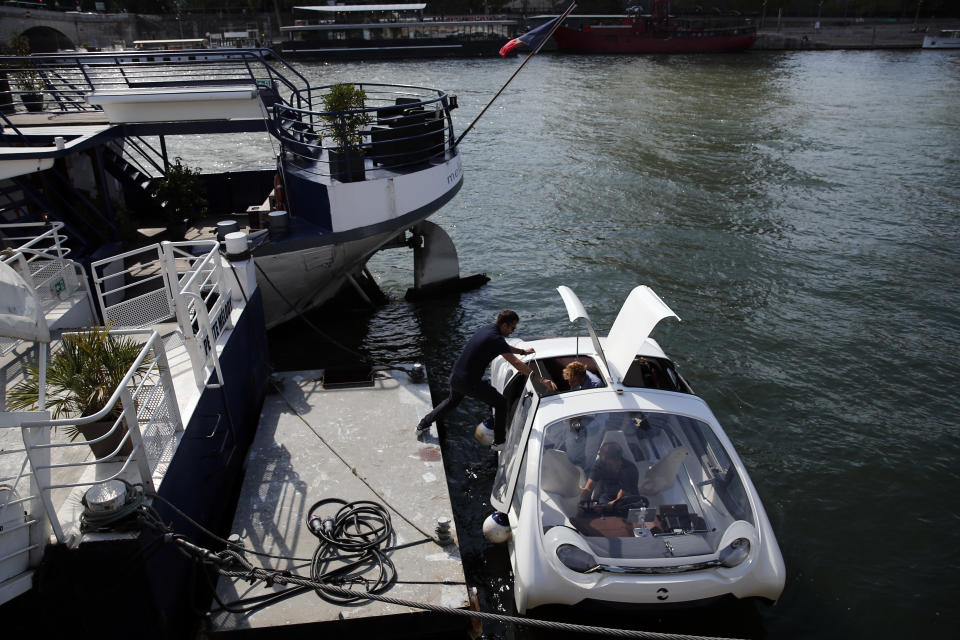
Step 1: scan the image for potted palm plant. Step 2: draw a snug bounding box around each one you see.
[7,33,44,112]
[7,327,153,459]
[321,83,371,182]
[148,157,208,240]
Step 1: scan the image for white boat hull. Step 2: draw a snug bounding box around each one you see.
[922,34,960,48]
[256,153,464,328]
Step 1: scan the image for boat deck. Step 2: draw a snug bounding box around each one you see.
[209,368,471,637]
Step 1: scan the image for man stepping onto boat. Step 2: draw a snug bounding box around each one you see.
[416,310,556,450]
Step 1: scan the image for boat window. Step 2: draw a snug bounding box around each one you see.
[490,391,535,509]
[538,410,753,560]
[622,355,690,393]
[510,446,529,516]
[536,356,605,393]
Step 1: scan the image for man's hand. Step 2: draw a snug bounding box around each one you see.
[542,379,557,391]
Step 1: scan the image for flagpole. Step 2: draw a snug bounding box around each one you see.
[454,2,577,148]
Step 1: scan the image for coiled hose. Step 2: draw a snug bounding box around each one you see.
[306,497,396,604]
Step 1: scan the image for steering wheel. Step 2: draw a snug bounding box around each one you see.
[608,494,650,517]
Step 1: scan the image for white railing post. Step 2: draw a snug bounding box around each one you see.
[120,387,155,493]
[23,453,49,567]
[20,421,65,544]
[152,337,184,433]
[162,242,205,386]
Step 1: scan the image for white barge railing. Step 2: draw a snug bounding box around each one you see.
[91,239,234,387]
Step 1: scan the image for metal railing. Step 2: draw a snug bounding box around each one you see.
[0,222,97,356]
[2,328,182,545]
[0,48,312,133]
[91,240,234,387]
[274,82,457,181]
[164,240,234,387]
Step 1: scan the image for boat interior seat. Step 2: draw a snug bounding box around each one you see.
[637,446,689,497]
[541,448,585,519]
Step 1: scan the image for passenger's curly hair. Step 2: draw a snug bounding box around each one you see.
[562,361,587,382]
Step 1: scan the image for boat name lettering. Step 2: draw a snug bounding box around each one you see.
[447,164,462,185]
[202,297,234,356]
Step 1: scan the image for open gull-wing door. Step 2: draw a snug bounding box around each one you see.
[605,285,680,384]
[556,285,609,374]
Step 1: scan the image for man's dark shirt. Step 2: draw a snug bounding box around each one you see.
[451,324,510,385]
[589,457,639,501]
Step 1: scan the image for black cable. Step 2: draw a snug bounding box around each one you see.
[305,498,398,604]
[144,489,318,563]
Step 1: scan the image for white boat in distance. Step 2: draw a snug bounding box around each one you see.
[922,29,960,48]
[0,48,465,329]
[487,285,785,612]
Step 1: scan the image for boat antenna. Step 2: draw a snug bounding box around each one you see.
[454,2,577,147]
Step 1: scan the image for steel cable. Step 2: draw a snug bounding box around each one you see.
[209,545,743,640]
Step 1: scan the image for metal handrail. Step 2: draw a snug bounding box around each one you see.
[163,240,233,386]
[19,330,162,428]
[0,221,68,259]
[0,49,313,121]
[274,82,456,178]
[13,328,182,543]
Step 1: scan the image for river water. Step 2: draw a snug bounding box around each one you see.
[185,50,960,639]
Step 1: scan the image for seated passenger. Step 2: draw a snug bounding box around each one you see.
[563,361,602,391]
[578,442,639,509]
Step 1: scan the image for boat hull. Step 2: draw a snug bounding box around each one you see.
[552,25,757,53]
[255,152,464,328]
[922,35,960,49]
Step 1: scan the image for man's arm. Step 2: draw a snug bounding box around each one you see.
[579,478,596,505]
[502,352,557,391]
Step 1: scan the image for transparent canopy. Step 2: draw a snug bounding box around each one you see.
[538,410,754,560]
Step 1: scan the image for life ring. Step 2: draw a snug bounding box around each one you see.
[273,173,285,209]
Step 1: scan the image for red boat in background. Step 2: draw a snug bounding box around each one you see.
[550,1,757,54]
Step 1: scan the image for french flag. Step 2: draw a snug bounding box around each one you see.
[499,14,565,57]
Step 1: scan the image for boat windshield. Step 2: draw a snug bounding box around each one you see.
[538,410,754,560]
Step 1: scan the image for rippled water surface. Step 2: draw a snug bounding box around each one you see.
[193,50,960,639]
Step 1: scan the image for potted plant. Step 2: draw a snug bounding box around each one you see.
[320,83,371,182]
[148,157,208,240]
[7,327,154,459]
[7,33,44,112]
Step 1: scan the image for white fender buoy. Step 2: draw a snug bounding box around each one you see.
[474,417,495,446]
[482,511,511,544]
